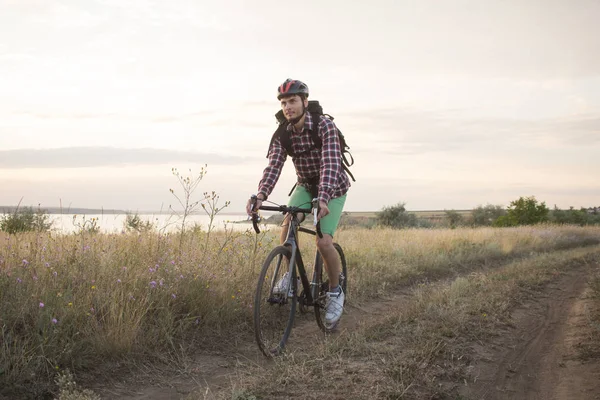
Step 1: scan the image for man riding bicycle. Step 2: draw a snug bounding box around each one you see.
[246,78,351,325]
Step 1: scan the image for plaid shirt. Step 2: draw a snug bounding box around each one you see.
[258,112,351,204]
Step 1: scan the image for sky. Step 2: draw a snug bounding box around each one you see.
[1,0,599,213]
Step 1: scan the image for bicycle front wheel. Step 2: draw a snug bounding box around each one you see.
[253,245,296,357]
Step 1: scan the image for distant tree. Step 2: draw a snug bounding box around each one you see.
[376,202,418,229]
[0,206,53,234]
[444,209,463,229]
[471,204,506,226]
[494,196,549,227]
[549,206,600,226]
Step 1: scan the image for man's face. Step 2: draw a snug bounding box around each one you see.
[280,95,308,121]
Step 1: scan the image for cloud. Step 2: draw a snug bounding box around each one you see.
[341,107,600,156]
[0,147,257,169]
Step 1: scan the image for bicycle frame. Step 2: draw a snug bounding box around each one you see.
[280,213,322,307]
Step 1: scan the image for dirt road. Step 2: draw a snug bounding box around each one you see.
[461,267,600,400]
[102,263,600,400]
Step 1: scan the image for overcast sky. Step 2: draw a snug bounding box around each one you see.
[1,0,599,212]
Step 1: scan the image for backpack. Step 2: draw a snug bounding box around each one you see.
[266,100,356,185]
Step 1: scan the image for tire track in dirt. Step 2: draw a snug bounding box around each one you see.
[462,265,600,400]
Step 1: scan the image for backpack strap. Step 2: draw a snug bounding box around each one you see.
[266,122,294,158]
[308,112,322,149]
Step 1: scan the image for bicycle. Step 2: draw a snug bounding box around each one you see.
[249,195,348,357]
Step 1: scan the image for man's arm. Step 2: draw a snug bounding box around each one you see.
[318,118,342,204]
[257,137,287,200]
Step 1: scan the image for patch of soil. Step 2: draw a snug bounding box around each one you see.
[461,267,600,400]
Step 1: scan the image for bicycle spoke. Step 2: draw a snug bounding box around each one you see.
[254,246,296,357]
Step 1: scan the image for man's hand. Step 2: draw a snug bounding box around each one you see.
[317,200,329,220]
[246,196,264,216]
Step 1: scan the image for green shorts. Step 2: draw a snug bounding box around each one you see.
[288,185,347,237]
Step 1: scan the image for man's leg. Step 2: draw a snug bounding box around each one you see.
[316,194,347,287]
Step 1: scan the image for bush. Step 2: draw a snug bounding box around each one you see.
[471,204,506,226]
[445,210,463,229]
[494,196,549,227]
[124,213,155,233]
[549,206,600,226]
[0,206,53,234]
[376,202,419,229]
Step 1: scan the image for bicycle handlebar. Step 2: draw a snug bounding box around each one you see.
[250,195,323,238]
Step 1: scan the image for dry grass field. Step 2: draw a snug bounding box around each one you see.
[1,224,599,399]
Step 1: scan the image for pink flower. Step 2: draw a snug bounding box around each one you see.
[39,302,45,308]
[52,318,58,324]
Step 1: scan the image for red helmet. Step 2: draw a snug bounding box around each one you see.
[277,79,309,100]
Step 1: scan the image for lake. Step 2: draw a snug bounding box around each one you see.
[48,213,271,234]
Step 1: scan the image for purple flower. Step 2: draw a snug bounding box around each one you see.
[51,318,58,324]
[122,266,127,271]
[22,259,29,266]
[171,293,176,299]
[53,271,58,277]
[39,302,44,308]
[45,262,50,267]
[149,281,157,288]
[16,277,22,283]
[33,276,38,281]
[159,279,164,286]
[117,279,122,283]
[170,260,175,265]
[149,267,156,273]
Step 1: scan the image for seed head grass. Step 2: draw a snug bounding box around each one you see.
[0,224,599,397]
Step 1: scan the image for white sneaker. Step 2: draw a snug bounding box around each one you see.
[325,287,345,325]
[272,271,289,295]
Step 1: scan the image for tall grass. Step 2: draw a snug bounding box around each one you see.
[1,224,599,397]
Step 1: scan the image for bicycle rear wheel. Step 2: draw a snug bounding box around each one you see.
[314,243,348,332]
[253,245,296,357]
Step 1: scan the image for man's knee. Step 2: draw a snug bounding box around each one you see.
[316,234,333,251]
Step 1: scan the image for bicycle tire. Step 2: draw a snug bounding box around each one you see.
[314,243,348,333]
[253,245,297,357]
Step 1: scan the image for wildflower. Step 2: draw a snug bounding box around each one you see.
[39,302,44,308]
[68,302,73,307]
[117,279,121,283]
[122,266,127,271]
[53,271,58,277]
[16,278,22,283]
[45,262,50,267]
[231,295,235,299]
[33,276,38,281]
[194,318,200,325]
[150,281,157,288]
[22,259,29,266]
[171,293,176,299]
[52,318,58,324]
[91,285,96,290]
[90,307,95,313]
[149,267,156,273]
[170,260,175,265]
[159,279,164,286]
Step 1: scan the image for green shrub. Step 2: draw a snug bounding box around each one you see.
[0,207,52,234]
[471,204,506,226]
[376,202,419,229]
[494,196,549,227]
